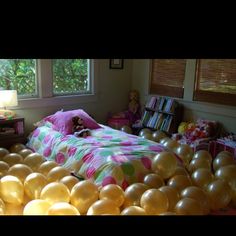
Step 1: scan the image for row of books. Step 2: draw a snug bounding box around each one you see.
[145,113,173,132]
[146,96,177,113]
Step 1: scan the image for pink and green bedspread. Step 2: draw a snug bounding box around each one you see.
[26,122,178,189]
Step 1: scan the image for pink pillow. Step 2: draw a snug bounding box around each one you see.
[44,109,101,135]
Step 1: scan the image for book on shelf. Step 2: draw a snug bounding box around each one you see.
[146,96,157,109]
[141,95,181,134]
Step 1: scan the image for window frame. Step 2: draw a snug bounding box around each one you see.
[193,59,236,106]
[16,59,98,109]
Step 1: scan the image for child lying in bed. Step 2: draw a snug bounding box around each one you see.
[72,116,91,138]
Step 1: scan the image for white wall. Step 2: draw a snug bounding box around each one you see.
[15,59,133,135]
[131,59,236,133]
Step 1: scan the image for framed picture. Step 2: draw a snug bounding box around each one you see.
[109,59,124,69]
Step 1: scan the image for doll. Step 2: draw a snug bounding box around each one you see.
[72,116,90,138]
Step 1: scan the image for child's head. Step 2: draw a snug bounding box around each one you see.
[72,116,83,126]
[129,90,139,102]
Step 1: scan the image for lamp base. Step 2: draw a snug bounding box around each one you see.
[0,109,16,119]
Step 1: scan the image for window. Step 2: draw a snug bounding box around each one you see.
[53,59,90,95]
[149,59,187,98]
[194,59,236,106]
[0,59,37,97]
[0,59,92,100]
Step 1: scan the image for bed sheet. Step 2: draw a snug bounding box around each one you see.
[26,122,180,189]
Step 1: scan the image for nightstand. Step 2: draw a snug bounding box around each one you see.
[0,117,26,149]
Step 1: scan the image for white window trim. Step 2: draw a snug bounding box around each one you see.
[12,59,98,110]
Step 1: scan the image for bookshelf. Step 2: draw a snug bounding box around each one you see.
[139,96,182,135]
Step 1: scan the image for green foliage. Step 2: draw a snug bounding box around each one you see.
[53,59,88,94]
[0,59,36,96]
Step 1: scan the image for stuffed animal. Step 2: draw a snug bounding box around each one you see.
[72,116,90,138]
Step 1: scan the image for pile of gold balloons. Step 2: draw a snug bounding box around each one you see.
[1,142,236,215]
[138,129,167,142]
[0,143,82,215]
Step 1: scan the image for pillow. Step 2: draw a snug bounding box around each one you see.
[44,109,101,135]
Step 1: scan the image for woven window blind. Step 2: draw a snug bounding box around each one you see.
[194,59,236,106]
[149,59,186,98]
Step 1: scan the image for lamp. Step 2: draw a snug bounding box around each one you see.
[0,90,18,119]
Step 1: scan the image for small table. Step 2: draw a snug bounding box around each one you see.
[0,117,26,149]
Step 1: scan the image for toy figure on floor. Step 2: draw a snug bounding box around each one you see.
[112,90,141,124]
[72,116,90,138]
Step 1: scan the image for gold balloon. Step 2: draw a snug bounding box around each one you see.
[171,166,189,177]
[4,203,24,215]
[159,212,177,215]
[0,175,24,205]
[23,153,45,171]
[23,199,51,215]
[9,143,26,153]
[139,128,152,137]
[0,198,5,215]
[143,173,164,189]
[181,186,210,215]
[216,151,234,159]
[121,206,146,215]
[159,137,171,145]
[120,125,132,134]
[188,158,211,173]
[23,193,31,205]
[2,153,23,166]
[0,161,10,178]
[175,198,204,215]
[87,199,120,215]
[70,180,99,214]
[175,144,193,166]
[206,179,231,210]
[18,149,33,159]
[152,131,167,143]
[167,175,192,194]
[0,148,9,160]
[151,151,177,179]
[123,183,149,208]
[163,139,179,152]
[191,168,214,190]
[192,150,212,164]
[230,189,236,207]
[215,165,236,190]
[24,173,48,200]
[38,161,58,176]
[8,164,33,183]
[213,155,235,172]
[99,184,125,207]
[59,175,79,192]
[47,166,71,182]
[141,133,153,141]
[158,186,180,211]
[40,182,70,205]
[47,202,80,215]
[140,189,169,215]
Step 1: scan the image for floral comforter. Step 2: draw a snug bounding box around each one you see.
[27,122,178,189]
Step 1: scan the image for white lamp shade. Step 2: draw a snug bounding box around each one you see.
[0,90,18,107]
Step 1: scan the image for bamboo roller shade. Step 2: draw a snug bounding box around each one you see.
[150,59,186,98]
[194,59,236,106]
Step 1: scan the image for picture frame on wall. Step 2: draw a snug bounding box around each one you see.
[109,59,124,69]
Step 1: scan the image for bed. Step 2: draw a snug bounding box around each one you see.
[26,110,181,189]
